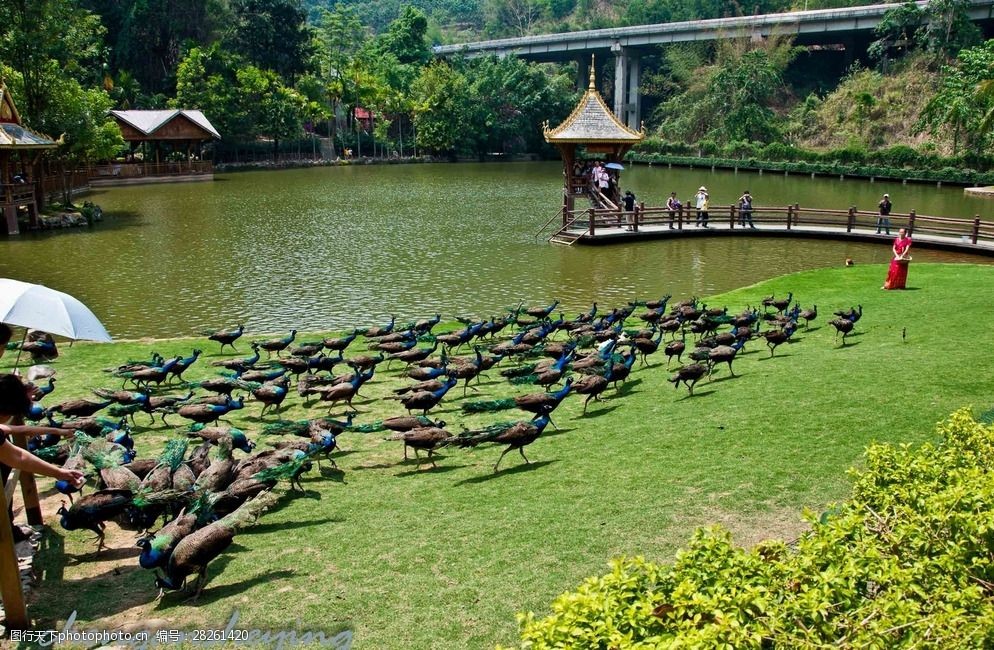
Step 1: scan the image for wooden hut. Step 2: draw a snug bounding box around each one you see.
[100,109,220,184]
[543,57,644,215]
[0,83,58,235]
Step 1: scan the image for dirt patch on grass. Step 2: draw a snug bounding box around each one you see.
[674,504,812,549]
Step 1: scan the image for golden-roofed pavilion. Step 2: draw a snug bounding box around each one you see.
[543,57,643,215]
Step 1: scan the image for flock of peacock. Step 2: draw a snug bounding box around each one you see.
[24,295,863,599]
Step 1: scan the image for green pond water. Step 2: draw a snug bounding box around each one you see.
[1,161,990,339]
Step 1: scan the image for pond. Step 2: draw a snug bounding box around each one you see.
[0,162,989,338]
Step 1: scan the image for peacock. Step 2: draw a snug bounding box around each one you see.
[763,322,797,357]
[828,317,855,345]
[609,351,637,388]
[315,367,374,412]
[358,315,395,338]
[154,491,277,600]
[668,363,708,396]
[525,300,559,321]
[104,352,164,375]
[444,414,551,473]
[707,338,746,378]
[251,377,290,416]
[412,314,442,335]
[169,350,202,383]
[631,329,664,366]
[176,397,244,426]
[47,397,113,419]
[387,425,453,469]
[255,330,296,358]
[116,357,181,388]
[186,425,255,454]
[210,343,260,372]
[400,377,458,415]
[58,489,134,552]
[472,379,574,430]
[573,364,614,413]
[235,368,288,388]
[204,324,245,353]
[799,305,818,329]
[193,437,236,493]
[322,331,359,353]
[833,305,863,323]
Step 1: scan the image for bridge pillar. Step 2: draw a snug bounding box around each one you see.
[575,56,590,90]
[611,45,641,131]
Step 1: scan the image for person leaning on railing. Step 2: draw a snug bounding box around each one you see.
[0,331,85,541]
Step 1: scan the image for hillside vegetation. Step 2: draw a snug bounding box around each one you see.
[795,57,945,153]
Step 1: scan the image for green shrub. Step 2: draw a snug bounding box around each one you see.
[511,410,994,649]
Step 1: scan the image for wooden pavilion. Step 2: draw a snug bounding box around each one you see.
[543,56,644,216]
[0,83,58,235]
[100,109,220,184]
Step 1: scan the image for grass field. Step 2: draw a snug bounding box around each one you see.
[17,262,994,649]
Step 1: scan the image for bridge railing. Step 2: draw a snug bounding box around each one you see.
[570,203,994,245]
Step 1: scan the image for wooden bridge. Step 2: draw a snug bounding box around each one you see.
[537,203,994,255]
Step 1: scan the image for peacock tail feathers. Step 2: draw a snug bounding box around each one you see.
[574,335,596,349]
[461,398,516,414]
[33,445,64,461]
[446,420,519,447]
[132,487,191,508]
[216,490,279,531]
[416,334,435,343]
[83,444,128,469]
[262,419,310,437]
[109,403,142,417]
[251,456,311,485]
[509,374,539,385]
[188,491,220,526]
[500,364,536,378]
[348,421,385,433]
[157,439,189,472]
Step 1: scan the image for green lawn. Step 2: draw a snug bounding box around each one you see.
[19,263,994,649]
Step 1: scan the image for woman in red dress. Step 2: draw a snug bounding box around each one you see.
[883,228,912,290]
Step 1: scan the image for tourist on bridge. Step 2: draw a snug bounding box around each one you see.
[695,186,709,228]
[883,228,912,290]
[876,193,892,235]
[622,191,636,231]
[666,192,680,229]
[738,190,755,228]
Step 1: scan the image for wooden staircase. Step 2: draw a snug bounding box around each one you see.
[549,228,584,246]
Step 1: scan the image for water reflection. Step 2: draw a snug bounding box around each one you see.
[0,162,987,338]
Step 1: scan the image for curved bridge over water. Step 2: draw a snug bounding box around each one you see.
[436,0,994,129]
[544,203,994,256]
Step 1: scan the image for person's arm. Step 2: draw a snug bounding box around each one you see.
[6,424,76,438]
[0,438,85,486]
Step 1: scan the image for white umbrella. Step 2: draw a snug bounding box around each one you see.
[0,279,112,342]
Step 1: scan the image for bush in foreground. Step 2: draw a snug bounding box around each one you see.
[511,409,994,648]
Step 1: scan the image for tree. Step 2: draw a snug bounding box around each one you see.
[919,0,981,59]
[87,0,230,96]
[228,0,313,82]
[313,5,367,156]
[918,40,994,155]
[654,38,798,145]
[0,0,106,123]
[462,56,575,155]
[483,0,548,37]
[237,66,307,158]
[411,63,474,155]
[377,6,431,67]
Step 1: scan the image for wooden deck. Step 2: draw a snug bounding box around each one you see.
[545,204,994,256]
